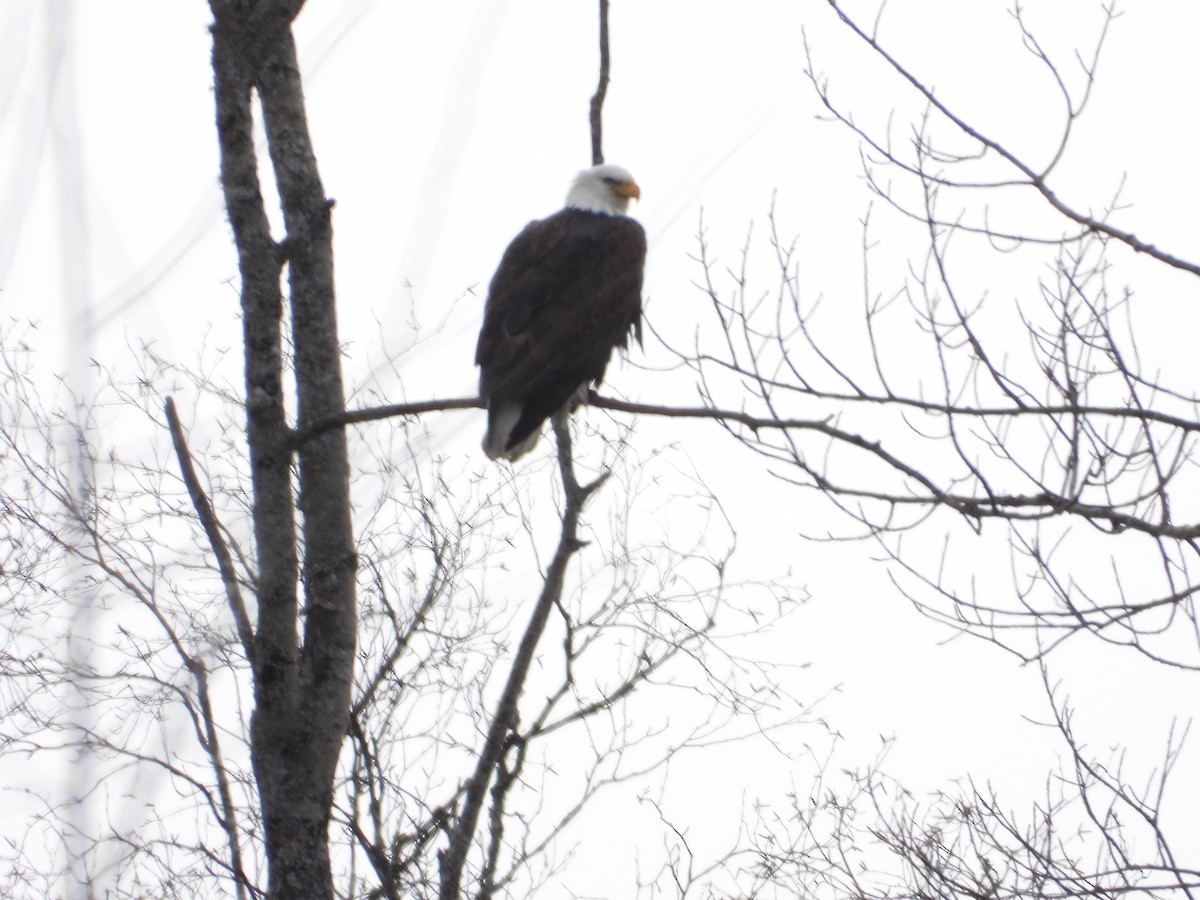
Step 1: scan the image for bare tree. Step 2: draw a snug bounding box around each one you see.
[0,338,263,897]
[10,1,1195,898]
[697,0,1199,666]
[639,1,1200,894]
[728,666,1198,899]
[1,3,804,898]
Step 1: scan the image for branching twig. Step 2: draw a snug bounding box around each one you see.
[824,0,1200,278]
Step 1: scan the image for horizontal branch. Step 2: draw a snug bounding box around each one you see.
[291,393,833,449]
[587,391,835,432]
[291,392,1200,535]
[296,390,1200,452]
[291,397,484,448]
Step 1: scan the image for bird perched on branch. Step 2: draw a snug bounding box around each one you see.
[476,163,646,461]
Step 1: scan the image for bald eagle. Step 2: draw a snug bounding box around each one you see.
[476,164,646,460]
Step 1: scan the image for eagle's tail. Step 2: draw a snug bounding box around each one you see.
[483,401,541,461]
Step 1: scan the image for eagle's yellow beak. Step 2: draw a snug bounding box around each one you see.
[613,179,641,201]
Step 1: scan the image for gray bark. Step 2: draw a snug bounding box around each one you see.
[209,4,356,897]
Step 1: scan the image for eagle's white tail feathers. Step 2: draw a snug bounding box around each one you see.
[483,401,541,461]
[567,382,589,408]
[483,386,590,462]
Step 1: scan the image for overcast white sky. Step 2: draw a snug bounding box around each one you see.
[3,0,1199,893]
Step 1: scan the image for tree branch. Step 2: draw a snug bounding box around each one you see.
[589,0,610,165]
[823,0,1200,278]
[292,396,483,448]
[165,396,256,664]
[438,416,608,900]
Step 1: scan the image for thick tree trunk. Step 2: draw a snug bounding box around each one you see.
[209,4,356,897]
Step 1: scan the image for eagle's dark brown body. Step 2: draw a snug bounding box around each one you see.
[476,206,646,460]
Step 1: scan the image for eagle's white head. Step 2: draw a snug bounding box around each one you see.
[566,164,641,216]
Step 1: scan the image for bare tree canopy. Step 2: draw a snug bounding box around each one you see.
[1,1,1197,898]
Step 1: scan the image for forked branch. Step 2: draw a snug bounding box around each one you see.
[438,417,608,900]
